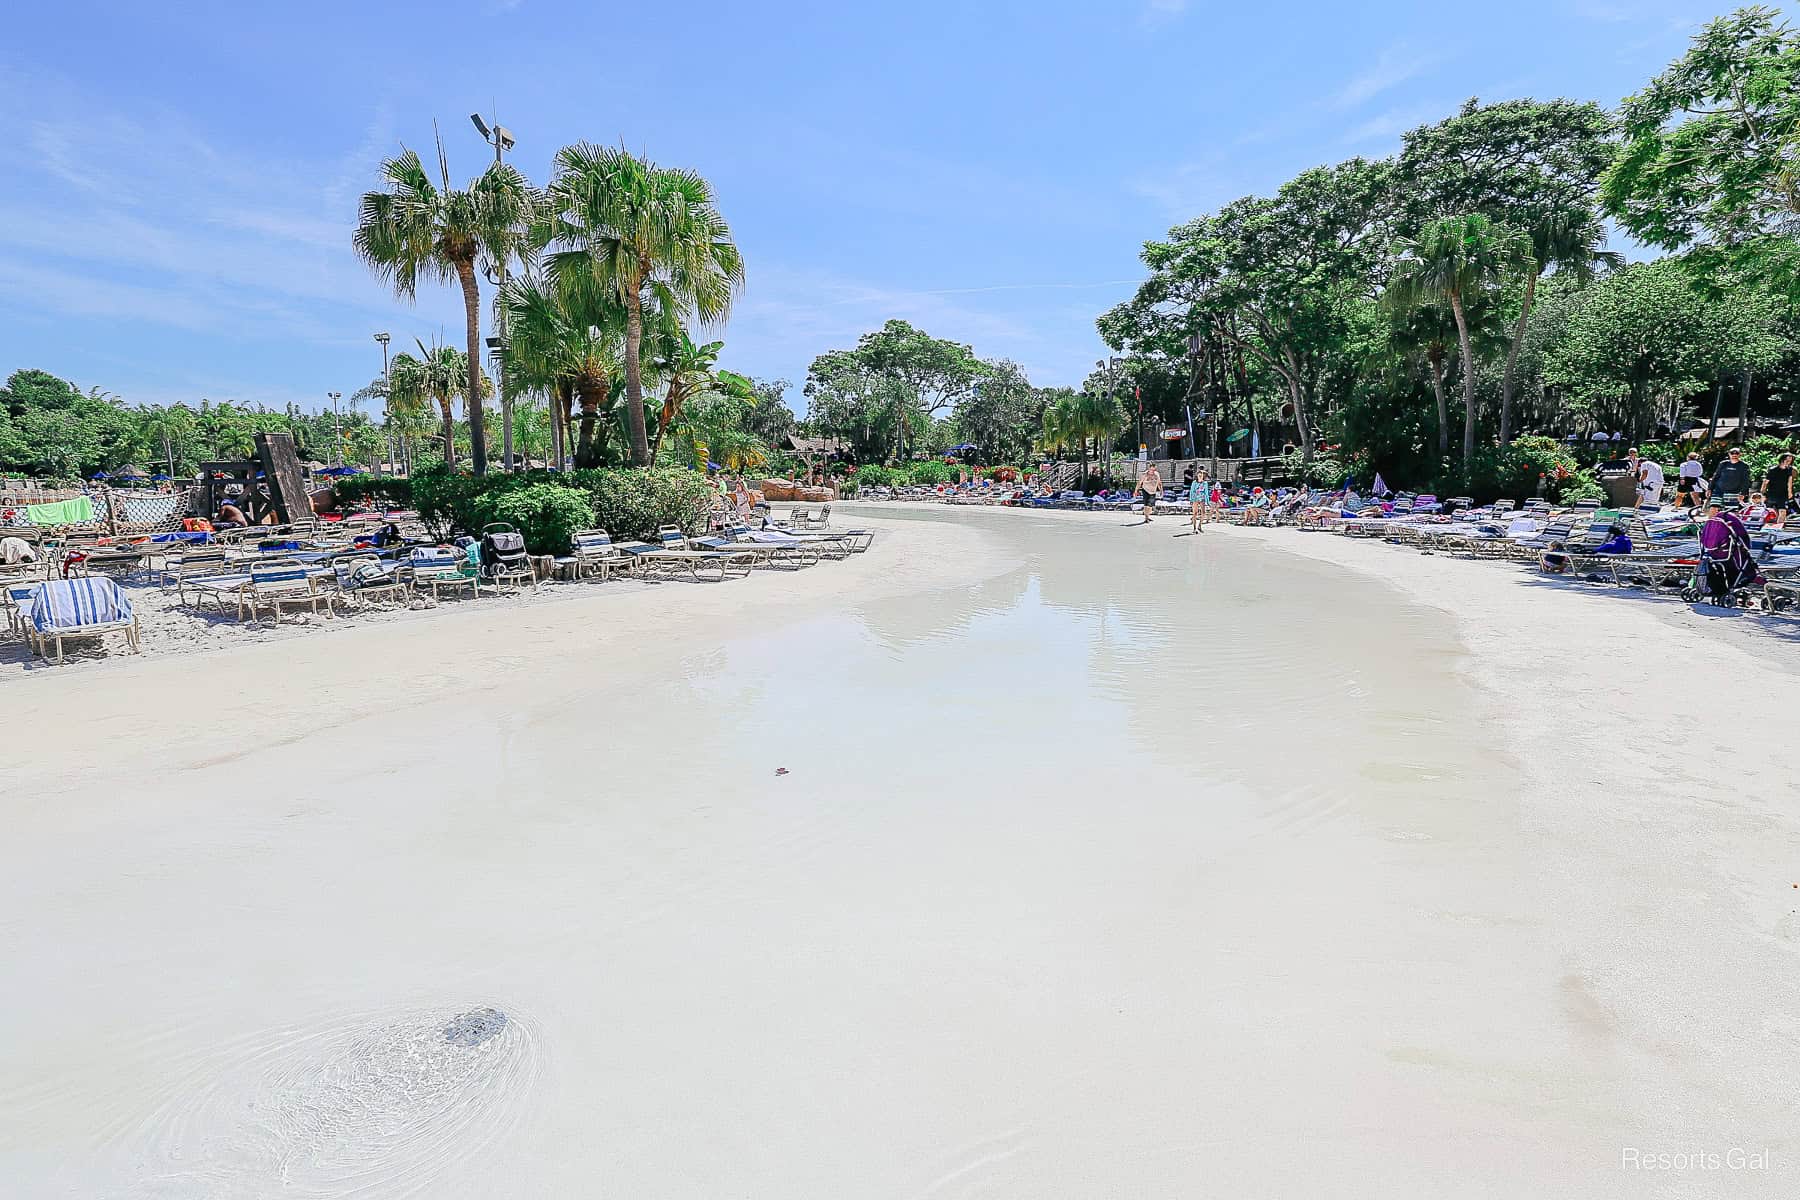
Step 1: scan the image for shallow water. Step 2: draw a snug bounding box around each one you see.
[2,509,1660,1196]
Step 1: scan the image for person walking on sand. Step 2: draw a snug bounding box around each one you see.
[1137,463,1162,524]
[1761,452,1793,529]
[1189,468,1207,533]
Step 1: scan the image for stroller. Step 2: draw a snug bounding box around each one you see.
[1683,514,1762,605]
[479,523,537,592]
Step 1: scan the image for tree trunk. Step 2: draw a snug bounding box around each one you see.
[1449,291,1478,463]
[1499,270,1538,446]
[1705,373,1723,443]
[455,260,489,476]
[1428,345,1449,459]
[622,288,652,467]
[1737,367,1753,445]
[1288,377,1312,466]
[1078,438,1089,493]
[438,397,457,470]
[574,376,604,470]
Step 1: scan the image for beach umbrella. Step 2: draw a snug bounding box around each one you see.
[90,470,111,480]
[151,473,172,481]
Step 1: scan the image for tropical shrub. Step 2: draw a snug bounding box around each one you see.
[852,464,895,488]
[1561,469,1607,503]
[1282,448,1346,488]
[1740,435,1796,480]
[1466,435,1583,503]
[908,460,953,486]
[472,483,593,555]
[332,474,415,507]
[569,467,715,540]
[405,464,714,542]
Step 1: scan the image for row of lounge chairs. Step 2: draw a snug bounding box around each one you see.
[3,508,875,664]
[1299,493,1800,614]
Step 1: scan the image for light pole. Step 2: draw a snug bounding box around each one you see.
[374,332,392,474]
[473,112,518,470]
[328,391,342,466]
[1097,356,1123,485]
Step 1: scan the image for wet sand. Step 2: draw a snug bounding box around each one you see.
[2,505,1797,1197]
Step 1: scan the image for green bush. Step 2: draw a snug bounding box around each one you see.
[1281,448,1346,488]
[1741,435,1796,481]
[852,464,894,488]
[567,467,715,541]
[1560,469,1607,503]
[908,460,953,487]
[1466,435,1583,504]
[472,483,594,555]
[332,474,414,507]
[403,464,715,544]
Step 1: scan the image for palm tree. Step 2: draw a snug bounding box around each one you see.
[137,404,197,478]
[1388,214,1533,462]
[353,135,536,475]
[1497,209,1621,444]
[1389,302,1459,459]
[500,274,630,469]
[647,330,755,465]
[391,342,481,469]
[538,143,744,466]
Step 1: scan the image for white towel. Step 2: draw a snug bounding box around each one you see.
[1,536,36,565]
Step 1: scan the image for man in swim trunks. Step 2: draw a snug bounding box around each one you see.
[1138,464,1162,524]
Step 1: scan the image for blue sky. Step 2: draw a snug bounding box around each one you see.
[0,0,1727,415]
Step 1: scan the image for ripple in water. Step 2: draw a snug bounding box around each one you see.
[121,1005,539,1198]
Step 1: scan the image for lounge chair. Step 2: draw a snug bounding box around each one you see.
[4,582,41,643]
[163,547,232,599]
[244,561,338,625]
[332,554,411,604]
[562,529,636,581]
[29,576,140,662]
[406,547,483,601]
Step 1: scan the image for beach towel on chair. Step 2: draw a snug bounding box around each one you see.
[26,497,96,526]
[31,577,133,633]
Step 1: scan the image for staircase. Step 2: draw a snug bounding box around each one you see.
[1040,461,1083,490]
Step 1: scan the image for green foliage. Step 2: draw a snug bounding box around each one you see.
[407,464,715,543]
[851,464,895,488]
[803,319,982,462]
[472,483,594,555]
[1464,435,1588,503]
[1281,447,1346,487]
[1741,433,1798,478]
[332,475,416,507]
[1603,7,1800,299]
[907,460,953,487]
[1560,470,1608,503]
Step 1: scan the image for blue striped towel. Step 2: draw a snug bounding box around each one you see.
[32,577,133,632]
[250,566,308,584]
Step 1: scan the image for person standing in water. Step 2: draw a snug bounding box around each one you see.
[1137,463,1162,524]
[1189,468,1207,533]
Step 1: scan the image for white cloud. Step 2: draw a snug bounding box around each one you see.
[1141,0,1190,22]
[1332,44,1439,109]
[1340,101,1452,147]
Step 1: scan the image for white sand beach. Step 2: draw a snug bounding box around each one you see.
[3,505,1798,1197]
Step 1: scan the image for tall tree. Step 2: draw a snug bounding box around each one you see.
[353,136,535,475]
[499,274,629,468]
[1397,98,1619,443]
[539,143,744,466]
[1603,7,1800,299]
[1388,214,1533,461]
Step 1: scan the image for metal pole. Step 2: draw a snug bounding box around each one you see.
[329,392,342,466]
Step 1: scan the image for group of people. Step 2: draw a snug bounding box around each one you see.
[1130,463,1304,534]
[1631,446,1794,528]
